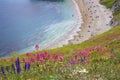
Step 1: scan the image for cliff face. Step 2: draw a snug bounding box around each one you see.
[112,0,120,10]
[111,0,120,26]
[100,0,120,26]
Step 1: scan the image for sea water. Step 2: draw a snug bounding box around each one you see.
[0,0,81,57]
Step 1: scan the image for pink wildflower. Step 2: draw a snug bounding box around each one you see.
[52,54,64,62]
[44,53,50,60]
[53,54,59,61]
[29,58,35,63]
[2,58,6,62]
[66,63,71,67]
[26,53,31,57]
[71,59,79,64]
[36,53,41,61]
[39,59,43,64]
[96,47,102,52]
[35,44,39,50]
[105,41,110,45]
[22,58,27,62]
[79,51,90,57]
[59,56,64,62]
[110,53,115,58]
[73,54,78,59]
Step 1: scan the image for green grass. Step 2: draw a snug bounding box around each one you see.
[2,25,120,61]
[0,25,120,80]
[45,25,120,55]
[100,0,116,8]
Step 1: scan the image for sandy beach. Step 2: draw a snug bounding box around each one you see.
[35,0,113,50]
[68,0,113,44]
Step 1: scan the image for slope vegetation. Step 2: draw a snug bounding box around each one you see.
[0,25,120,80]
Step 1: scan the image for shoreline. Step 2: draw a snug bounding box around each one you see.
[37,0,83,49]
[18,0,114,53]
[40,0,113,50]
[68,0,113,44]
[16,0,83,53]
[0,0,114,57]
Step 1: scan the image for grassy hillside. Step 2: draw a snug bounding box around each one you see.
[0,0,120,80]
[0,25,120,80]
[47,25,120,55]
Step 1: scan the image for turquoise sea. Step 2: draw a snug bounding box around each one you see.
[0,0,81,57]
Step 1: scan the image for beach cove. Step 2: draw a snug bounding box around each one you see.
[0,0,82,57]
[40,0,113,49]
[0,0,113,57]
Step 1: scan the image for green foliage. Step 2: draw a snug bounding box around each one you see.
[0,25,120,79]
[100,0,116,8]
[100,0,120,21]
[113,6,120,20]
[46,25,120,55]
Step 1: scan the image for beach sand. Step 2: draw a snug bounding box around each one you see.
[68,0,113,44]
[39,0,113,50]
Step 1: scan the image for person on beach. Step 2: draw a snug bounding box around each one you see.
[88,30,90,32]
[88,26,90,28]
[72,14,74,17]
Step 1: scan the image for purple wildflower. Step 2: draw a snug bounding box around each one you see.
[1,66,5,75]
[11,64,16,74]
[24,62,31,71]
[15,58,21,74]
[6,66,10,72]
[27,62,31,70]
[24,62,27,71]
